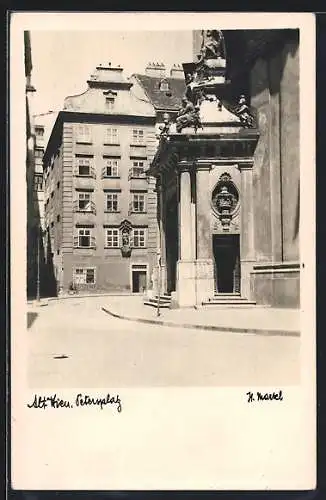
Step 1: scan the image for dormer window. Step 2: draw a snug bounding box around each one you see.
[159,79,169,92]
[35,126,44,137]
[103,90,117,111]
[106,97,115,110]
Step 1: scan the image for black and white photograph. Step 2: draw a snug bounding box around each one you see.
[11,12,315,490]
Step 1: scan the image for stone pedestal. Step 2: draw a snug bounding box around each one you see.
[176,260,196,307]
[195,259,215,304]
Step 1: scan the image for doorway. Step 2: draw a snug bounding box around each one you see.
[131,264,147,293]
[213,235,240,294]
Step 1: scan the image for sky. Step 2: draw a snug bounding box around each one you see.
[30,30,193,117]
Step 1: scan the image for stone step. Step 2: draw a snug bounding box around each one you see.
[202,299,257,306]
[155,294,172,301]
[209,295,250,302]
[146,299,171,306]
[143,300,171,308]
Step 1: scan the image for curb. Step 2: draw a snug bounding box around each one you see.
[101,307,300,338]
[27,293,136,305]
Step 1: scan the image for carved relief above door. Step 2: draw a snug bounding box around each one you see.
[211,172,240,233]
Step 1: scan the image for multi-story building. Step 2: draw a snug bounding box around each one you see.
[43,63,166,294]
[25,31,48,300]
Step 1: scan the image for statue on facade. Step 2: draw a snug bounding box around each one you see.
[157,112,171,138]
[120,220,132,257]
[176,96,202,133]
[234,94,255,128]
[195,30,227,84]
[198,30,225,63]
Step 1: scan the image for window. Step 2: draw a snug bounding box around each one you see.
[159,79,169,92]
[35,148,44,158]
[105,128,119,144]
[51,191,54,198]
[33,174,43,191]
[57,181,60,189]
[76,157,92,176]
[57,215,60,222]
[76,124,92,143]
[35,126,44,137]
[106,228,119,248]
[131,193,146,213]
[132,229,146,248]
[73,267,96,284]
[104,159,119,177]
[78,191,92,211]
[106,192,119,212]
[77,228,92,247]
[130,160,145,178]
[132,129,144,144]
[106,97,115,110]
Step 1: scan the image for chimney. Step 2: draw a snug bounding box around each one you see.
[169,64,184,79]
[145,62,166,78]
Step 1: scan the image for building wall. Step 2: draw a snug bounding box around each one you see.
[250,38,300,307]
[44,119,158,293]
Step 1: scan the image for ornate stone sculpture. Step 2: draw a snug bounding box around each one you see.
[198,30,225,63]
[174,29,256,133]
[235,95,255,128]
[176,97,202,133]
[216,186,236,230]
[157,112,171,138]
[120,219,132,257]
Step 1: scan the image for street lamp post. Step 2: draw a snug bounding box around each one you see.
[157,254,162,317]
[36,226,41,302]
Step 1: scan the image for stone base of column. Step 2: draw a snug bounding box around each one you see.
[176,260,197,307]
[240,259,255,299]
[195,259,215,304]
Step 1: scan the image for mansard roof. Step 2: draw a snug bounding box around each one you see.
[132,74,186,112]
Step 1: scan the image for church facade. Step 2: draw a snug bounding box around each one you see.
[148,29,300,309]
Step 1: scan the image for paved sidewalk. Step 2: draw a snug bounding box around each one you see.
[101,295,300,337]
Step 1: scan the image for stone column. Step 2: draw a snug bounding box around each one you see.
[195,164,215,304]
[151,176,167,297]
[176,166,196,306]
[239,162,255,299]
